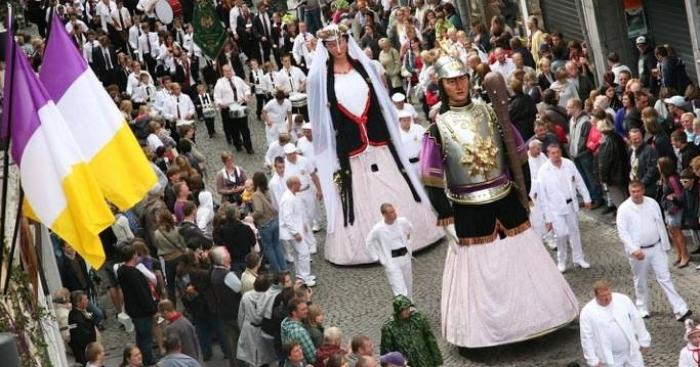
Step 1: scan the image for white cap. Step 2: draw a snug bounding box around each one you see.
[391,93,406,103]
[664,95,687,107]
[398,109,412,119]
[635,36,647,45]
[283,143,298,154]
[302,122,312,130]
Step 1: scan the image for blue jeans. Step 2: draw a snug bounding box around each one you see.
[259,218,287,273]
[86,301,104,326]
[132,316,156,365]
[304,8,322,35]
[574,153,603,202]
[194,316,228,358]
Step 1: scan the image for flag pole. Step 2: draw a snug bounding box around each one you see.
[0,3,17,274]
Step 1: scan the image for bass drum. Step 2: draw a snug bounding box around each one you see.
[167,0,182,18]
[154,0,174,24]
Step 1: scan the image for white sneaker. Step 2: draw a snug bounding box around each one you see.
[575,260,591,269]
[557,263,567,273]
[545,240,557,250]
[312,221,321,232]
[307,275,317,281]
[639,310,650,319]
[304,279,317,287]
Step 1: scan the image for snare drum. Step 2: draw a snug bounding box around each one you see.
[202,107,217,119]
[154,0,174,24]
[228,104,248,118]
[176,119,195,127]
[289,93,308,108]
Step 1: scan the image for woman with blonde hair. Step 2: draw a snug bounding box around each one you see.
[378,37,404,95]
[659,156,690,267]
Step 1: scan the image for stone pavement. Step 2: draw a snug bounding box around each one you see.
[91,113,700,367]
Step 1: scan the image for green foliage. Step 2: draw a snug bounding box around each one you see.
[0,258,53,367]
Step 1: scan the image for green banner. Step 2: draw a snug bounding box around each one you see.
[193,0,227,60]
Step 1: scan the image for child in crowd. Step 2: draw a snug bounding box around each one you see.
[679,319,700,367]
[85,342,106,367]
[305,304,325,348]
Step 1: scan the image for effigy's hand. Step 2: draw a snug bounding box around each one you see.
[443,224,459,254]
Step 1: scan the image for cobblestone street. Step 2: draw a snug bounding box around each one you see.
[95,114,700,367]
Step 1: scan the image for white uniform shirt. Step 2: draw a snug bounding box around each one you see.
[292,32,314,65]
[536,158,591,222]
[214,76,251,107]
[132,82,156,104]
[527,152,548,198]
[65,20,89,34]
[139,32,160,58]
[82,40,99,62]
[126,72,142,96]
[365,217,413,265]
[297,136,314,158]
[284,156,315,189]
[269,172,286,206]
[265,141,286,167]
[278,189,305,240]
[263,99,292,126]
[399,123,426,159]
[490,58,516,82]
[229,6,241,36]
[275,66,306,94]
[128,24,141,51]
[616,197,671,255]
[580,293,651,366]
[249,68,268,95]
[95,0,117,32]
[110,7,132,31]
[153,89,171,113]
[162,93,196,121]
[396,103,418,122]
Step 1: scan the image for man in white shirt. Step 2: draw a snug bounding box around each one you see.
[366,203,414,299]
[125,61,142,96]
[276,54,306,94]
[261,89,293,144]
[279,175,316,287]
[616,181,691,321]
[489,47,515,82]
[214,64,253,153]
[127,14,142,59]
[265,133,291,169]
[283,144,322,244]
[111,0,131,31]
[269,157,287,208]
[162,83,195,126]
[138,21,159,76]
[537,143,592,272]
[65,13,89,35]
[292,22,314,71]
[296,123,314,159]
[95,0,116,33]
[228,0,242,39]
[82,31,99,65]
[392,93,417,123]
[527,140,555,250]
[397,110,425,178]
[580,280,650,367]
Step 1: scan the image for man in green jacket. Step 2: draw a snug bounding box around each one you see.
[380,295,443,367]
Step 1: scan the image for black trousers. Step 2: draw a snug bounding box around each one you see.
[255,93,269,118]
[221,109,252,150]
[292,104,309,122]
[142,53,157,78]
[203,117,216,137]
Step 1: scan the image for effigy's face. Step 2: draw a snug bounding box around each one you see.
[325,37,348,59]
[442,75,469,105]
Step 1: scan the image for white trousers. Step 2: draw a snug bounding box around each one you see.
[284,238,312,282]
[608,349,645,367]
[552,208,586,265]
[384,254,413,300]
[299,188,319,251]
[628,244,687,315]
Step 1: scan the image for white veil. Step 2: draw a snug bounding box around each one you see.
[307,35,429,233]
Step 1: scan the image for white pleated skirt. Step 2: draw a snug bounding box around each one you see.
[324,146,444,265]
[442,228,579,348]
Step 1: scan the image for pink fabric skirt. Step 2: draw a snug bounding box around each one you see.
[442,228,579,347]
[325,146,444,265]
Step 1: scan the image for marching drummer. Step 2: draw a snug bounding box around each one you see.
[262,88,293,145]
[276,53,308,120]
[214,65,254,154]
[162,82,195,129]
[194,83,217,138]
[249,59,271,120]
[276,53,306,95]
